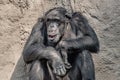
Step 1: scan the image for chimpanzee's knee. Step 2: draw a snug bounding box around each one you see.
[29,60,44,80]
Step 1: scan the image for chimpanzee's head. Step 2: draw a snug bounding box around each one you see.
[43,7,70,44]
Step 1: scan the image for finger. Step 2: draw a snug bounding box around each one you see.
[62,65,66,73]
[53,68,57,74]
[57,65,66,76]
[56,68,61,76]
[60,68,65,76]
[62,66,66,75]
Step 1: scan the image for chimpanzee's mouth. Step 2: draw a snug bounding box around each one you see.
[48,34,57,39]
[48,34,60,42]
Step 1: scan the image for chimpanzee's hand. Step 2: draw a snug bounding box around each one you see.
[50,58,66,76]
[56,40,66,50]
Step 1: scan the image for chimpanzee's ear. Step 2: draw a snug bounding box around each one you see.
[65,12,72,20]
[37,17,45,31]
[38,17,44,22]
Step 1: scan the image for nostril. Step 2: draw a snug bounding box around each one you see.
[49,30,54,32]
[50,26,54,28]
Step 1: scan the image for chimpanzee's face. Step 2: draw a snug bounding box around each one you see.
[46,19,65,43]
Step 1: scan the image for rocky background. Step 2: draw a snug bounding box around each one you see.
[0,0,120,80]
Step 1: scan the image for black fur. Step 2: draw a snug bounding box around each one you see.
[23,7,99,80]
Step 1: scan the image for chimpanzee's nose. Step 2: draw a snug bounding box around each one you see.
[50,25,55,28]
[49,30,54,32]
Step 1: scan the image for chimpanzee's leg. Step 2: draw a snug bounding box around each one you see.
[81,50,95,80]
[68,53,82,80]
[28,60,51,80]
[68,50,95,80]
[28,60,44,80]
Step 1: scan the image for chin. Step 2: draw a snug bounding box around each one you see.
[54,35,60,42]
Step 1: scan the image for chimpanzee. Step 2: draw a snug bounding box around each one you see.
[23,7,99,80]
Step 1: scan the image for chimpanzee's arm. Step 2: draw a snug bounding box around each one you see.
[23,19,67,76]
[63,26,99,53]
[23,20,61,63]
[62,17,99,53]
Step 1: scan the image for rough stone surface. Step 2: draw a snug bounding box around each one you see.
[0,0,120,80]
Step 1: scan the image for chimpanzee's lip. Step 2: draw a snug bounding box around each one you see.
[48,34,57,38]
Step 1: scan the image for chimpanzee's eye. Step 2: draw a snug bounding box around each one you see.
[46,19,51,22]
[46,21,50,26]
